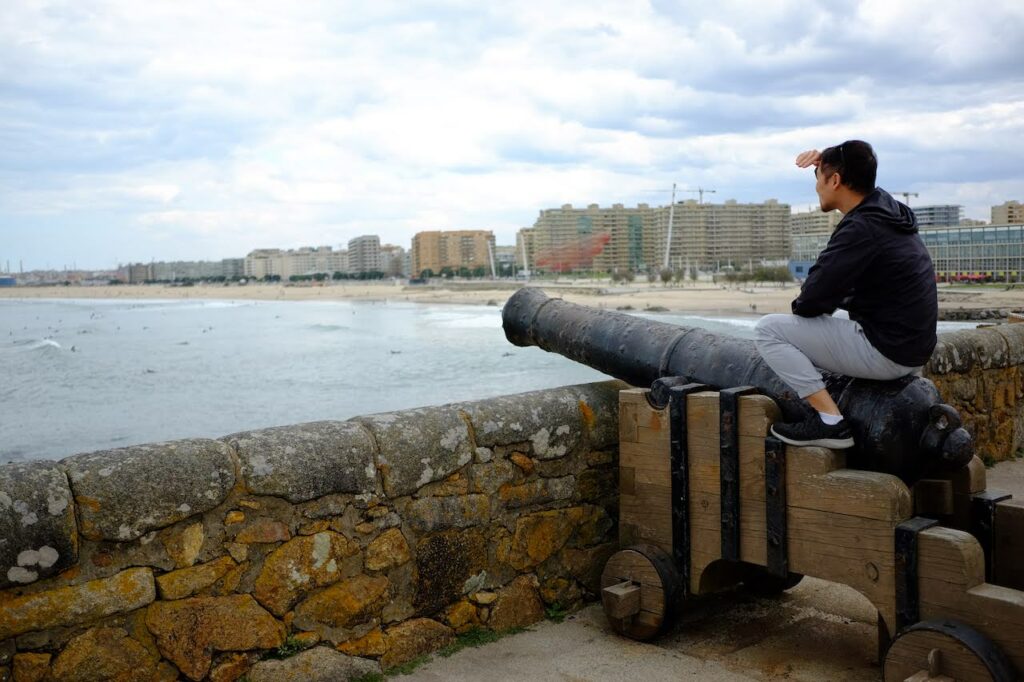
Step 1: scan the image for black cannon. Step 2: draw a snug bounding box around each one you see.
[502,287,972,483]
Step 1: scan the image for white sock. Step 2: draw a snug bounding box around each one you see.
[818,411,843,425]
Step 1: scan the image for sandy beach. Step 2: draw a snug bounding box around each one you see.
[1,279,1021,317]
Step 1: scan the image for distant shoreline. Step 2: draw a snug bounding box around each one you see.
[1,281,1020,318]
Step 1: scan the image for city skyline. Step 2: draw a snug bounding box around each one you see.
[2,1,1023,270]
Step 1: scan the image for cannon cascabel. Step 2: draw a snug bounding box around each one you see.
[501,287,972,484]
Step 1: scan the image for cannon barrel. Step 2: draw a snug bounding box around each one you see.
[503,287,972,483]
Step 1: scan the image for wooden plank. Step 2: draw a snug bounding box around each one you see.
[917,527,985,592]
[949,456,988,531]
[913,479,955,517]
[619,480,672,551]
[618,388,649,404]
[619,401,639,444]
[994,498,1024,591]
[619,393,673,552]
[688,494,900,627]
[688,436,910,521]
[636,425,669,448]
[620,466,635,496]
[917,527,1024,676]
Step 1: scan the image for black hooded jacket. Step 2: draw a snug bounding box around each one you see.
[792,188,937,367]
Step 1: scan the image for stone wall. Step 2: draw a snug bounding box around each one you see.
[925,324,1024,462]
[0,380,625,682]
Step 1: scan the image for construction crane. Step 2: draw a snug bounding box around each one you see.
[650,185,720,270]
[682,187,717,204]
[895,191,919,206]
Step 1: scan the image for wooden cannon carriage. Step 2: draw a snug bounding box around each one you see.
[601,384,1024,681]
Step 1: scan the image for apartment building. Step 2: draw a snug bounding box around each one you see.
[515,227,537,275]
[127,258,247,283]
[525,204,655,274]
[379,244,408,277]
[654,199,791,272]
[411,230,495,276]
[993,201,1024,225]
[347,236,382,275]
[914,205,963,228]
[244,246,347,279]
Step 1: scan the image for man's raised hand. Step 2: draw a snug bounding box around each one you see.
[795,149,822,168]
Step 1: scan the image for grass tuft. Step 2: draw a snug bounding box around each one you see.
[261,636,307,661]
[545,602,568,623]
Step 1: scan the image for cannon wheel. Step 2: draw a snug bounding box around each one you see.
[600,544,681,641]
[883,619,1015,681]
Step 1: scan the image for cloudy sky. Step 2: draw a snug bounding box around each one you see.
[2,1,1022,270]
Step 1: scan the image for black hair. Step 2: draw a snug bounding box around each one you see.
[820,140,877,195]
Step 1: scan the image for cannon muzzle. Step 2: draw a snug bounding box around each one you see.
[502,287,972,483]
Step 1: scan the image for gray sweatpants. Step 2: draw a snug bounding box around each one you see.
[754,312,921,398]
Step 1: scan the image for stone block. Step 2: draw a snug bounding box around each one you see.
[966,327,1011,370]
[462,381,624,458]
[505,506,606,571]
[0,567,154,640]
[994,323,1024,366]
[233,518,292,544]
[62,439,234,542]
[146,594,285,680]
[487,575,545,631]
[467,459,518,495]
[253,532,360,616]
[0,461,77,588]
[292,574,390,634]
[248,647,379,682]
[365,528,411,572]
[337,627,385,657]
[352,407,474,498]
[209,653,259,682]
[381,618,453,670]
[401,495,490,533]
[577,468,616,502]
[497,477,575,509]
[442,599,480,632]
[927,330,980,375]
[160,522,205,569]
[156,556,237,600]
[458,387,584,460]
[227,421,378,503]
[48,627,159,682]
[414,529,487,615]
[11,653,49,682]
[562,542,618,593]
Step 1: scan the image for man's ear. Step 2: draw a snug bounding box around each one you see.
[828,172,842,190]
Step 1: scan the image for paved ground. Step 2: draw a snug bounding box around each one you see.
[407,460,1024,681]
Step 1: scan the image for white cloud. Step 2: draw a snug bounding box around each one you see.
[0,0,1022,268]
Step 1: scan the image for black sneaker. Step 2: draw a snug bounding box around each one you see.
[770,416,854,449]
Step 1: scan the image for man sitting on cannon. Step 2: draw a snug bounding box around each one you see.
[755,140,938,449]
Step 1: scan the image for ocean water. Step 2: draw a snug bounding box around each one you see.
[0,298,977,462]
